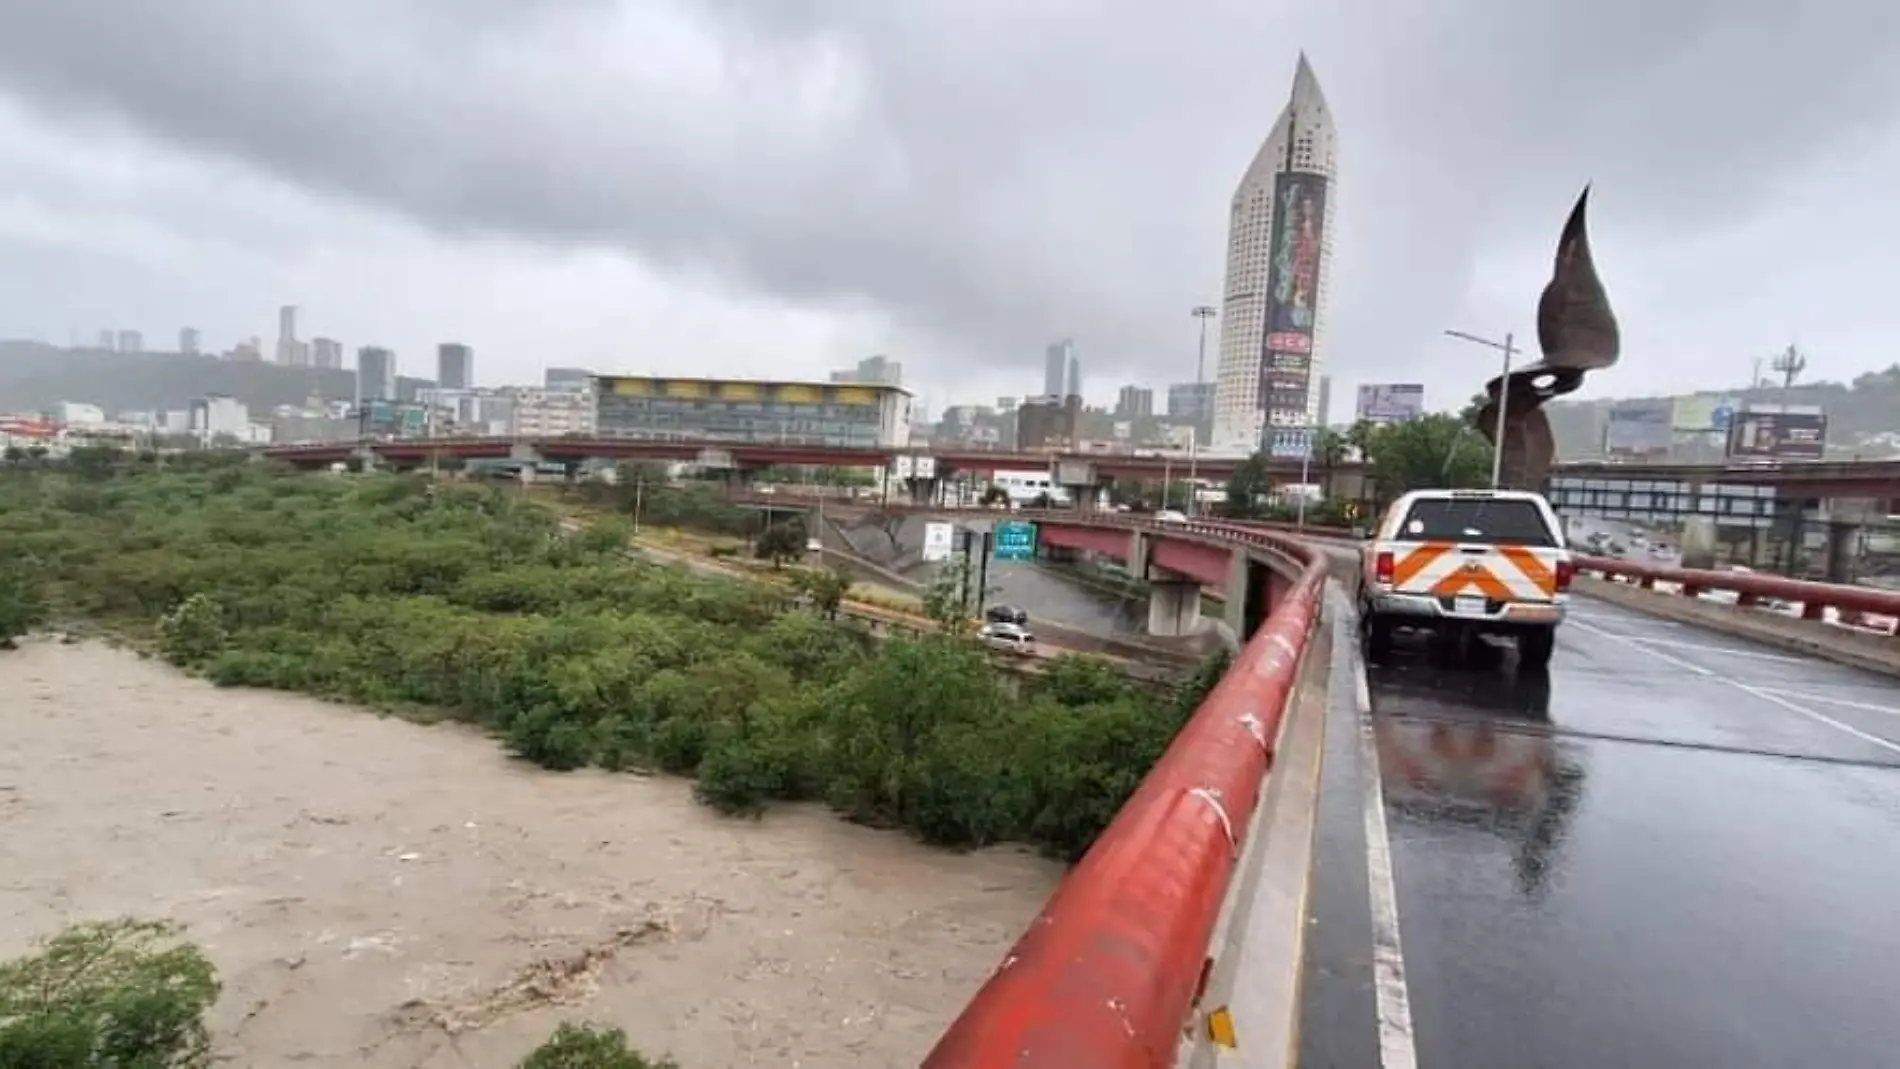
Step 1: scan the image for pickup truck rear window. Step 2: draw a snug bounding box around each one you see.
[1396,499,1557,547]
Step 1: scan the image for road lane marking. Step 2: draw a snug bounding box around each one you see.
[1613,635,1810,663]
[1352,638,1419,1069]
[1568,618,1900,758]
[1750,688,1900,718]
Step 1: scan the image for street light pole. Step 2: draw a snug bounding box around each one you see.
[1296,425,1313,528]
[1185,425,1199,517]
[1443,328,1517,489]
[1192,305,1217,441]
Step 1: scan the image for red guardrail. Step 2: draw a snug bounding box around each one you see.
[1575,555,1900,632]
[920,531,1328,1069]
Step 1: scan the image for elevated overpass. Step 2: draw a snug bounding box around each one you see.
[877,509,1900,1068]
[262,435,1900,499]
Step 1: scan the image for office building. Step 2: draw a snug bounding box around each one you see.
[312,337,344,371]
[1017,396,1081,451]
[357,347,396,403]
[829,354,904,386]
[1210,53,1336,457]
[179,328,201,356]
[594,375,913,449]
[508,388,596,438]
[1168,381,1214,424]
[545,366,594,393]
[188,395,250,443]
[1043,339,1078,399]
[1315,374,1333,429]
[1115,385,1154,420]
[276,305,299,366]
[437,343,473,390]
[117,330,143,354]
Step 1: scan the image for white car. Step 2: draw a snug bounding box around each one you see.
[1154,509,1188,523]
[977,622,1037,656]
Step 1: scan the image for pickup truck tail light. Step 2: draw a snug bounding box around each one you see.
[1374,551,1395,584]
[1555,559,1575,592]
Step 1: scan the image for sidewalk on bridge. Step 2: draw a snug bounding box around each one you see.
[1575,575,1900,679]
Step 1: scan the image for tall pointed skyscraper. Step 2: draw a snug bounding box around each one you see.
[1209,54,1337,458]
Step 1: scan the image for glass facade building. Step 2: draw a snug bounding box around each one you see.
[593,376,912,449]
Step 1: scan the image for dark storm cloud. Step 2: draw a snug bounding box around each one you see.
[1,0,1897,396]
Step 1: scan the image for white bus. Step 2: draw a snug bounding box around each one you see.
[989,469,1072,507]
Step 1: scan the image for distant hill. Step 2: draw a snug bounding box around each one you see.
[1546,365,1900,461]
[0,341,430,415]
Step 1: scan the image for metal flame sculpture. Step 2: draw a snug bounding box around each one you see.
[1473,188,1620,489]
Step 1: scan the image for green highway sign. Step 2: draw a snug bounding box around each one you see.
[993,520,1038,562]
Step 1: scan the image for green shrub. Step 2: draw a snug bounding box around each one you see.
[517,1022,677,1068]
[0,919,220,1068]
[155,593,227,668]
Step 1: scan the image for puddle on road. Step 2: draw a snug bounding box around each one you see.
[0,640,1062,1068]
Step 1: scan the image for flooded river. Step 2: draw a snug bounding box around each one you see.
[0,641,1062,1068]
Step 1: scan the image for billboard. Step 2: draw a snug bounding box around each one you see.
[1356,384,1425,425]
[1670,395,1739,433]
[1256,171,1329,415]
[921,522,955,563]
[1267,427,1312,460]
[1604,401,1672,459]
[1727,410,1827,460]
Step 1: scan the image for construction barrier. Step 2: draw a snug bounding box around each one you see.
[920,533,1328,1069]
[1575,555,1900,632]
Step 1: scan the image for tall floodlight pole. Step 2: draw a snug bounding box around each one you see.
[1192,305,1217,438]
[1443,329,1517,488]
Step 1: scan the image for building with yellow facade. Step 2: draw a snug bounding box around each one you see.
[593,375,913,449]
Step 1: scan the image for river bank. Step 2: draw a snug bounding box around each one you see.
[0,639,1062,1068]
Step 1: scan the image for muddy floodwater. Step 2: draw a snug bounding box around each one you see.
[0,641,1064,1068]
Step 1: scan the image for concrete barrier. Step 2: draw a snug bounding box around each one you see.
[921,539,1329,1069]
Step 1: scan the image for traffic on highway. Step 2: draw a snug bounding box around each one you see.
[1303,487,1900,1069]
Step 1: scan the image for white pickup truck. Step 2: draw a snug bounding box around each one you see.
[1358,488,1574,668]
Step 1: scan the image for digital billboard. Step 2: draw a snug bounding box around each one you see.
[1256,171,1328,415]
[1356,384,1425,425]
[1604,401,1672,459]
[1727,410,1827,460]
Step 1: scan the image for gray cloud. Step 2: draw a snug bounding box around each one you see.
[2,0,1899,409]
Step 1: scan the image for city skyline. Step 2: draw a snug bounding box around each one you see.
[2,4,1896,416]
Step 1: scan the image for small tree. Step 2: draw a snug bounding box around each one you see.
[517,1022,678,1069]
[980,484,1010,507]
[754,518,807,568]
[156,593,228,668]
[790,566,852,619]
[921,561,974,634]
[0,918,220,1068]
[0,561,47,649]
[1222,451,1274,518]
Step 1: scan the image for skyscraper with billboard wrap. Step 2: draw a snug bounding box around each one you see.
[1210,53,1336,458]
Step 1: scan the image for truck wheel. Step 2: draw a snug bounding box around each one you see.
[1363,611,1394,656]
[1518,626,1556,669]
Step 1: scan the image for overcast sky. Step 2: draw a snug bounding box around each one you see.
[3,1,1899,420]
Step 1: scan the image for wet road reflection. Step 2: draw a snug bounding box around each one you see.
[1340,601,1900,1069]
[1370,662,1586,904]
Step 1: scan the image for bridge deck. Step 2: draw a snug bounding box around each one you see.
[1296,596,1900,1068]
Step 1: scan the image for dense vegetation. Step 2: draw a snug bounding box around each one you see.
[0,455,1222,860]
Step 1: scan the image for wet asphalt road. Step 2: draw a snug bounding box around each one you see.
[1300,594,1900,1069]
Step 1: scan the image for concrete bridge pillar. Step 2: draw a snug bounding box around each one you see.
[1147,580,1203,637]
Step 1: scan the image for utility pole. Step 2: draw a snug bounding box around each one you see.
[1771,344,1806,411]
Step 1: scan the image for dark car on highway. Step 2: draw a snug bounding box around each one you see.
[984,604,1028,625]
